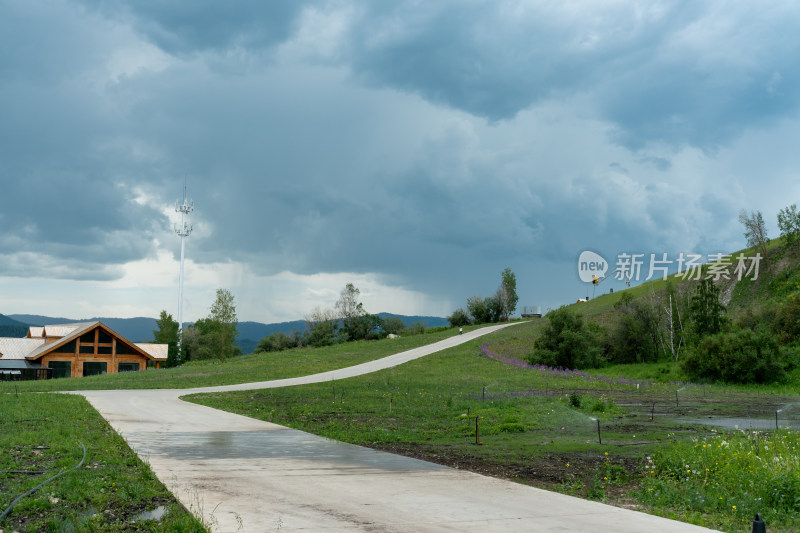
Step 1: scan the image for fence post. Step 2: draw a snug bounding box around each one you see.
[475,415,481,445]
[597,418,602,445]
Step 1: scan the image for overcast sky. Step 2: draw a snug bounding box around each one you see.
[2,1,799,323]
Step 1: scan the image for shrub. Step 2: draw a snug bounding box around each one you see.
[568,392,582,408]
[381,316,407,335]
[448,308,471,327]
[689,278,728,340]
[680,328,786,383]
[607,313,653,364]
[527,307,604,369]
[255,331,299,353]
[342,313,382,341]
[735,305,776,333]
[773,293,800,344]
[407,322,427,336]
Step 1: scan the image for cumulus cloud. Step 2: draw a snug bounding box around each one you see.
[1,0,798,320]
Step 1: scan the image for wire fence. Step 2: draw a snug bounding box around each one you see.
[464,383,800,447]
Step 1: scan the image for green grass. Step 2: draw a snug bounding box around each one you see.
[4,285,800,533]
[187,320,800,531]
[0,393,207,532]
[639,430,800,532]
[0,327,471,393]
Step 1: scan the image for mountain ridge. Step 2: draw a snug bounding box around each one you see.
[5,313,449,353]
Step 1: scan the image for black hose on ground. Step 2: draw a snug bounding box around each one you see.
[0,441,86,522]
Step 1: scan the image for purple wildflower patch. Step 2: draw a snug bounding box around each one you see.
[477,344,681,389]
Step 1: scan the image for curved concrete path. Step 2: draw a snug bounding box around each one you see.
[77,324,717,532]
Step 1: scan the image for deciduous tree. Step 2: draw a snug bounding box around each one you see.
[208,288,239,361]
[739,209,769,258]
[335,283,381,340]
[153,310,180,367]
[304,306,339,347]
[499,267,518,320]
[778,203,800,249]
[447,308,471,328]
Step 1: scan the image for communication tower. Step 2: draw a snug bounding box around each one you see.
[174,183,194,362]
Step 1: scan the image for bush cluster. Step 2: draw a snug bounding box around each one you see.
[680,329,786,383]
[255,331,301,353]
[526,307,604,369]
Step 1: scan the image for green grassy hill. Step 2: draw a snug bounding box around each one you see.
[565,238,799,324]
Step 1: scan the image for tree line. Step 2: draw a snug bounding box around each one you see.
[447,268,518,327]
[152,282,436,364]
[153,288,239,366]
[257,283,429,353]
[738,202,800,258]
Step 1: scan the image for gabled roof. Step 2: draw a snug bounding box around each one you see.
[0,338,46,360]
[135,343,169,360]
[25,322,99,360]
[23,322,167,362]
[1,321,169,363]
[43,322,96,338]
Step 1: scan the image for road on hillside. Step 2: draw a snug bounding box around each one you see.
[77,323,717,532]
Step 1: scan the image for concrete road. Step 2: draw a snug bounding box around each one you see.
[78,324,717,532]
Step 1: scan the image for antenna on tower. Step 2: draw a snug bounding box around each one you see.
[174,179,194,363]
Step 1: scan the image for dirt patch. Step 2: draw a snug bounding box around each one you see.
[367,442,643,507]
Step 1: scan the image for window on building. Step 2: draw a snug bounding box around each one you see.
[117,362,140,373]
[97,345,113,355]
[116,343,138,355]
[48,361,71,379]
[98,330,112,344]
[53,340,77,354]
[80,332,96,344]
[82,362,107,377]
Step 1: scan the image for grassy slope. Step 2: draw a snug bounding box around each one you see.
[188,319,800,532]
[577,239,791,316]
[0,327,468,393]
[0,393,207,533]
[186,242,800,532]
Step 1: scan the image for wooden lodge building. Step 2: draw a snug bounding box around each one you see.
[0,322,167,380]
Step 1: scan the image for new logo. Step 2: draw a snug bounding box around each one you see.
[577,250,609,283]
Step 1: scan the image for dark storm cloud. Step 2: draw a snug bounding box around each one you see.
[75,0,800,150]
[0,2,171,278]
[81,0,310,56]
[1,0,797,316]
[335,2,800,149]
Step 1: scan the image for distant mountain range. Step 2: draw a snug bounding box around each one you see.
[0,313,29,337]
[4,313,448,354]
